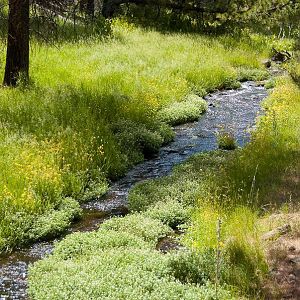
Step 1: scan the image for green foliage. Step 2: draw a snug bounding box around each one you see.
[237,67,269,82]
[0,210,35,252]
[52,230,150,260]
[29,248,233,300]
[264,78,276,89]
[143,200,192,228]
[157,95,207,126]
[100,214,172,244]
[29,68,300,299]
[120,0,300,37]
[225,237,268,294]
[81,180,109,202]
[183,205,268,295]
[217,131,237,150]
[28,146,270,299]
[224,77,300,206]
[29,210,234,299]
[27,198,82,242]
[111,119,165,161]
[0,2,113,42]
[0,197,82,252]
[157,122,176,144]
[128,152,226,212]
[287,53,300,86]
[167,249,219,286]
[128,144,271,296]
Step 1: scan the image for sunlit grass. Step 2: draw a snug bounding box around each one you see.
[0,21,272,251]
[126,71,300,298]
[224,76,300,206]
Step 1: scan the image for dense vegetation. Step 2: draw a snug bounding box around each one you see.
[0,21,276,252]
[28,65,300,299]
[0,0,299,299]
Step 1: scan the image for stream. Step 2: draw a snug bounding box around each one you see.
[0,81,268,300]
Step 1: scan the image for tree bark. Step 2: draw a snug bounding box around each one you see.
[3,0,30,86]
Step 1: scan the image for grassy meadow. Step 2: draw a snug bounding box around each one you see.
[0,20,277,252]
[0,4,296,296]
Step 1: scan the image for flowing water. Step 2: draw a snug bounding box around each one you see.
[0,81,268,299]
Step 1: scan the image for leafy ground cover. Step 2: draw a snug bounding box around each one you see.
[28,214,235,300]
[0,21,276,252]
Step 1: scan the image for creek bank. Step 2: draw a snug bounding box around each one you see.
[262,213,300,299]
[0,81,268,299]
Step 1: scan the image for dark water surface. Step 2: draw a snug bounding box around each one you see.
[0,82,268,299]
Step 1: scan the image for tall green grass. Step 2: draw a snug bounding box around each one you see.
[223,77,300,207]
[127,72,300,297]
[0,21,272,251]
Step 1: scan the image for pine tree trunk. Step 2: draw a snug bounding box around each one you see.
[3,0,30,86]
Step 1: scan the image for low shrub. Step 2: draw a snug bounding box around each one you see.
[0,197,82,252]
[27,198,82,242]
[29,248,234,300]
[167,249,221,286]
[111,119,165,161]
[157,95,207,126]
[143,200,192,228]
[157,122,175,144]
[81,179,109,202]
[52,230,150,260]
[138,128,164,157]
[0,210,35,252]
[100,214,172,244]
[128,177,203,212]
